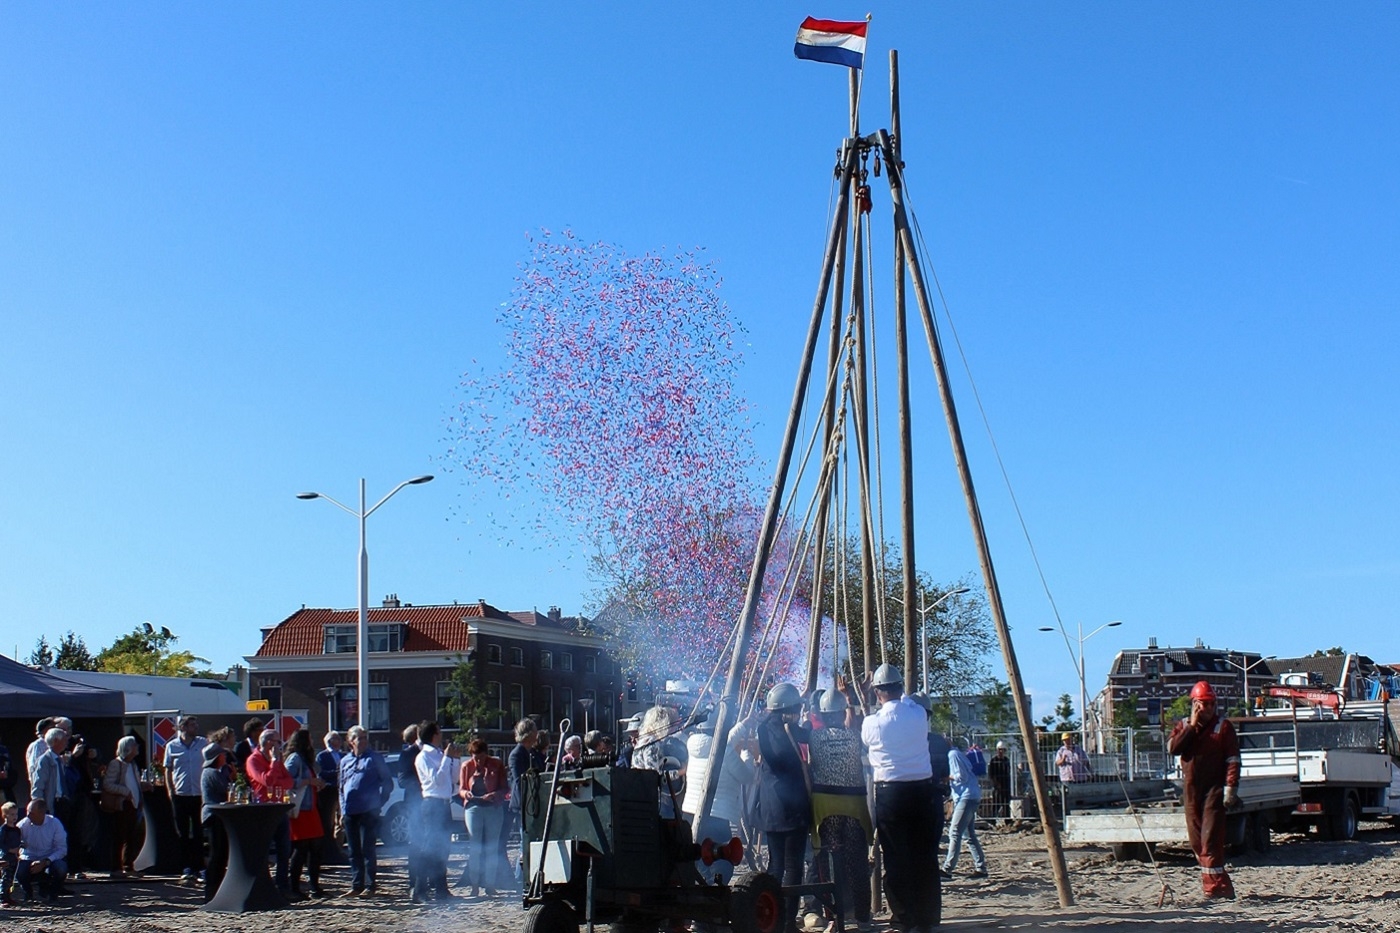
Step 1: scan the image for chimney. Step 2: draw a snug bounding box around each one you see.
[1147,636,1158,650]
[383,594,401,608]
[1195,637,1205,649]
[548,606,562,623]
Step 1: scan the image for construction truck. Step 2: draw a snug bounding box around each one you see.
[1063,691,1400,860]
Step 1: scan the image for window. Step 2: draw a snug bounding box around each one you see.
[337,684,389,732]
[584,654,597,674]
[601,696,614,731]
[509,684,524,725]
[258,686,282,710]
[561,687,573,722]
[559,652,573,672]
[540,685,554,726]
[436,681,457,730]
[366,624,405,653]
[487,644,502,665]
[540,650,553,670]
[487,682,503,730]
[323,623,405,654]
[1147,698,1161,725]
[510,646,524,667]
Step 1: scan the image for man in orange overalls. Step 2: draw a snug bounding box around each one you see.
[1167,680,1240,898]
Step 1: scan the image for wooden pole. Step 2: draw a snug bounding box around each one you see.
[876,128,1076,908]
[693,142,861,831]
[803,202,850,693]
[889,52,919,697]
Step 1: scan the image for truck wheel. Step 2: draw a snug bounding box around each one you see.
[731,872,783,933]
[525,900,580,933]
[1333,795,1359,841]
[1110,842,1153,863]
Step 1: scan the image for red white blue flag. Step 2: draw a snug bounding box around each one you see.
[793,17,868,70]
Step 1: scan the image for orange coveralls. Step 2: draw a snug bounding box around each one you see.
[1168,714,1241,897]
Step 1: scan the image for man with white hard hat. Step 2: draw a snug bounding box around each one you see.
[859,664,940,933]
[987,741,1012,822]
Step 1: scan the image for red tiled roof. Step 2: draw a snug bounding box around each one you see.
[255,602,505,657]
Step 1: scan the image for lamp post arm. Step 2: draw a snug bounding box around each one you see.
[307,492,361,518]
[365,479,420,518]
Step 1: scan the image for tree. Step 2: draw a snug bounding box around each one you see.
[28,636,54,668]
[440,655,497,735]
[1163,694,1193,729]
[1307,646,1346,658]
[981,679,1016,735]
[1114,692,1144,731]
[54,632,97,671]
[96,625,207,677]
[1046,693,1079,733]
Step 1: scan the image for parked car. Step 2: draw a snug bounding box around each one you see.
[380,752,467,847]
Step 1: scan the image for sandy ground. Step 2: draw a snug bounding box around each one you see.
[5,821,1399,932]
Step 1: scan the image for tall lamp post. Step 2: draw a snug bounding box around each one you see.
[891,586,971,694]
[1039,620,1122,747]
[1223,654,1275,715]
[298,474,433,731]
[578,698,594,736]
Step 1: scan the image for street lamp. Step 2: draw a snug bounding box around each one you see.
[578,698,594,735]
[891,587,971,694]
[1039,620,1122,745]
[1223,654,1275,715]
[298,474,434,731]
[320,686,339,732]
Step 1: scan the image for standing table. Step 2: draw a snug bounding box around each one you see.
[203,802,293,912]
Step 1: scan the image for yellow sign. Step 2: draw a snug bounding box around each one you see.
[245,699,270,711]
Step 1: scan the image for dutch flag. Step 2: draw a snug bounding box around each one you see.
[793,17,868,70]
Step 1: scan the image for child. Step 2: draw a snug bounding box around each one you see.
[1,801,20,906]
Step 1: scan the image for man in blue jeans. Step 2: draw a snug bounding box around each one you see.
[338,726,393,897]
[941,742,988,880]
[16,799,68,903]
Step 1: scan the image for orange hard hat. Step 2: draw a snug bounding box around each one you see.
[1190,681,1216,701]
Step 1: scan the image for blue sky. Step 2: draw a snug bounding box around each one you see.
[2,4,1397,720]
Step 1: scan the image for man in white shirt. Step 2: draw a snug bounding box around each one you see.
[17,798,68,903]
[163,715,208,884]
[859,665,940,933]
[411,720,462,904]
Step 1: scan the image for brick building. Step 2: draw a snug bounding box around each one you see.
[1101,638,1267,729]
[246,596,624,750]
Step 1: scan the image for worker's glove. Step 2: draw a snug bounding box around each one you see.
[1223,786,1239,809]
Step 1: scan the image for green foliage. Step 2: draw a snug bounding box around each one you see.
[1046,693,1079,732]
[440,655,496,735]
[1163,694,1193,729]
[1114,692,1144,730]
[929,699,959,737]
[1307,646,1346,658]
[54,632,97,671]
[28,636,54,668]
[981,679,1016,734]
[95,625,205,677]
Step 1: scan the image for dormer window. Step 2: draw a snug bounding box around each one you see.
[323,623,406,654]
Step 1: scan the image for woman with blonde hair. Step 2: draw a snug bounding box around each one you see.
[632,705,688,819]
[102,736,145,877]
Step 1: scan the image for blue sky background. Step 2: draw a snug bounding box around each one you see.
[2,3,1397,719]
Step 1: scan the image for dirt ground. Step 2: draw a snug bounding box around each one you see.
[5,821,1399,932]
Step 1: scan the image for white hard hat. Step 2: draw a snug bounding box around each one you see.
[766,682,803,712]
[996,741,1006,750]
[819,690,849,713]
[871,663,903,688]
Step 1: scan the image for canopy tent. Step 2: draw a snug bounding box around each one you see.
[0,654,125,719]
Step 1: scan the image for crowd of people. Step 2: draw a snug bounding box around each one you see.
[3,674,1239,922]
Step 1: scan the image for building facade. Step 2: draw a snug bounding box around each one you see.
[1102,638,1266,729]
[247,596,625,750]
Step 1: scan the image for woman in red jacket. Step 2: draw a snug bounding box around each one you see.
[458,738,507,897]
